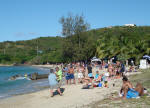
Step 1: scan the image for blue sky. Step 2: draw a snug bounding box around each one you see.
[0,0,150,42]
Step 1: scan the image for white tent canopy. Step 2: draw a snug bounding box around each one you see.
[91,57,101,62]
[143,55,150,60]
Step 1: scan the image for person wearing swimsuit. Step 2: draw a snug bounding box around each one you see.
[68,66,76,84]
[78,65,84,83]
[112,76,144,100]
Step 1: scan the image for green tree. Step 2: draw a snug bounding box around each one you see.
[96,26,150,65]
[59,13,90,62]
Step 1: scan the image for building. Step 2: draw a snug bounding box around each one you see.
[124,24,136,27]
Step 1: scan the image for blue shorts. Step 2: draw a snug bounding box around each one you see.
[126,88,139,99]
[65,75,70,80]
[69,74,74,79]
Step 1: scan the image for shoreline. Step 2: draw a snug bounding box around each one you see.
[0,64,61,69]
[0,67,122,108]
[0,64,13,66]
[0,78,122,108]
[0,65,52,100]
[0,85,50,100]
[32,64,62,69]
[0,64,60,66]
[0,66,144,108]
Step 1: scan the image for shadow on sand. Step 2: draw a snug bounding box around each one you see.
[53,88,65,96]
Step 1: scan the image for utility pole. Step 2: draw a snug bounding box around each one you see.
[36,39,39,64]
[37,45,38,57]
[36,39,39,57]
[15,42,16,57]
[3,43,6,55]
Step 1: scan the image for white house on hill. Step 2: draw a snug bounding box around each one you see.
[124,24,136,27]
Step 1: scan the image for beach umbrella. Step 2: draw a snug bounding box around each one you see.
[91,57,101,62]
[143,55,150,60]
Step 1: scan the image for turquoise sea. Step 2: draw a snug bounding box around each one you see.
[0,66,50,99]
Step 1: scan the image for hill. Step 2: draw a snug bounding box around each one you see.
[0,26,150,64]
[0,36,63,64]
[96,26,150,64]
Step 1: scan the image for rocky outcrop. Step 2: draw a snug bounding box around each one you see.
[9,73,49,80]
[30,73,48,80]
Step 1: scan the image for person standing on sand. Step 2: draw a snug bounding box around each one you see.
[63,65,69,85]
[48,69,62,97]
[68,65,76,84]
[87,63,93,78]
[120,61,125,76]
[77,65,84,84]
[55,67,63,89]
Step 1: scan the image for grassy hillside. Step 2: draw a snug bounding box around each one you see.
[0,26,150,64]
[0,36,63,64]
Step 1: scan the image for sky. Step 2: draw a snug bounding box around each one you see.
[0,0,150,42]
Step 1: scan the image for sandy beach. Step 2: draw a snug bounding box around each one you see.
[0,64,149,108]
[0,78,122,108]
[32,64,56,68]
[0,64,13,66]
[0,66,123,108]
[32,64,62,69]
[1,64,144,108]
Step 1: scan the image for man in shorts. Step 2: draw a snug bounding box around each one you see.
[68,65,76,84]
[55,67,63,88]
[112,76,144,100]
[87,63,93,77]
[63,66,69,85]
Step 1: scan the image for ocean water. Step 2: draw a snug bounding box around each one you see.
[0,66,50,99]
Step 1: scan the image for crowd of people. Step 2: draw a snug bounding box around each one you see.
[48,60,145,99]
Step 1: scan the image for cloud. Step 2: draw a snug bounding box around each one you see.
[15,32,26,37]
[14,32,40,37]
[28,32,40,36]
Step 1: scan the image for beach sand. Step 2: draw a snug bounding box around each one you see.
[32,64,61,69]
[0,67,124,108]
[0,64,13,66]
[0,80,122,108]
